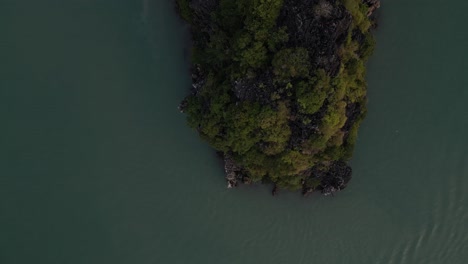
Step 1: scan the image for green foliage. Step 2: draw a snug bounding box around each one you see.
[213,0,288,72]
[267,27,289,52]
[304,178,321,191]
[296,70,331,114]
[342,0,371,32]
[321,101,347,140]
[236,41,269,69]
[258,101,291,155]
[360,32,376,60]
[176,0,192,22]
[272,48,310,80]
[180,0,375,190]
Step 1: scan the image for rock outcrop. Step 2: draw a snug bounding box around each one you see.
[364,0,380,16]
[177,0,379,197]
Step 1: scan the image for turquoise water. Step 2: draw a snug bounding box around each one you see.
[0,1,467,263]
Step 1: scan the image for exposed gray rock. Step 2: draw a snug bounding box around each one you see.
[363,0,380,16]
[224,154,241,188]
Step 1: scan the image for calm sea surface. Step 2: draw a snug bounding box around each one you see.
[1,1,467,263]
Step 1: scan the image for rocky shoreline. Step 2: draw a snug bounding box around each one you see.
[177,0,379,196]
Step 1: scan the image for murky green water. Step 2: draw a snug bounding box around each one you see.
[1,1,467,263]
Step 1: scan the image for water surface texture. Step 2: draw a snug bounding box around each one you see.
[1,1,467,263]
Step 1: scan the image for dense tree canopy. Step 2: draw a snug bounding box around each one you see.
[177,0,377,194]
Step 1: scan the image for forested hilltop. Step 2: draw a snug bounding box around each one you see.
[177,0,380,195]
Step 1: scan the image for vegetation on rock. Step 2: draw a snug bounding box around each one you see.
[177,0,379,195]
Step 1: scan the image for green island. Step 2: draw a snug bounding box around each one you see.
[177,0,380,195]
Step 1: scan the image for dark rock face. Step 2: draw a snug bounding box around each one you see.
[232,71,277,105]
[224,154,251,188]
[288,102,328,149]
[177,0,379,197]
[190,64,206,95]
[363,0,380,16]
[188,0,219,32]
[178,64,205,113]
[342,102,362,132]
[278,0,352,76]
[319,161,352,195]
[224,154,241,188]
[302,161,352,196]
